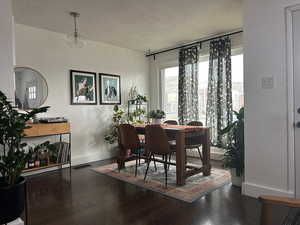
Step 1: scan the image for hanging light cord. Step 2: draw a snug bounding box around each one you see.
[70,12,80,38]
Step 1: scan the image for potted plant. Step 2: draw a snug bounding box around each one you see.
[104,105,125,144]
[148,109,165,124]
[220,107,244,187]
[0,91,49,224]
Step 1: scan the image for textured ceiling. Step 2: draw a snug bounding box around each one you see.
[12,0,242,52]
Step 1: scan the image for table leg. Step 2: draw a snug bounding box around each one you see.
[176,130,186,186]
[202,129,211,176]
[117,146,125,170]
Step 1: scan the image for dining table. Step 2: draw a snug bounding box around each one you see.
[117,123,211,186]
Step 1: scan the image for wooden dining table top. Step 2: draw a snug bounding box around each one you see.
[133,123,210,132]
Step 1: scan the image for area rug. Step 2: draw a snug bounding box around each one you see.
[92,160,231,203]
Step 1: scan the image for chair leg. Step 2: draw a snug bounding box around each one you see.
[197,147,203,162]
[168,152,172,170]
[138,152,141,166]
[152,154,157,171]
[144,153,152,181]
[164,154,168,188]
[135,154,138,177]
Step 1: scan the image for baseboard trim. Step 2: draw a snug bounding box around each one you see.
[71,150,118,166]
[242,182,295,198]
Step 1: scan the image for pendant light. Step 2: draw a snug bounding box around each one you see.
[66,12,86,48]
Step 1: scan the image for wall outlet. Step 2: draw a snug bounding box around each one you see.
[261,77,274,89]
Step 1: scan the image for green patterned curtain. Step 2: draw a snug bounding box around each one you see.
[178,46,199,125]
[206,37,233,147]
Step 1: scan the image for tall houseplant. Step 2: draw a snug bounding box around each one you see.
[0,90,49,223]
[220,107,244,186]
[104,105,125,144]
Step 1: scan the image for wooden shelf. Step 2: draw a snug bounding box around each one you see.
[24,122,71,137]
[23,162,68,173]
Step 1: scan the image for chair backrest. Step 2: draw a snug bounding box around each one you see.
[164,120,178,125]
[187,121,203,126]
[118,124,140,150]
[145,125,171,154]
[186,121,203,145]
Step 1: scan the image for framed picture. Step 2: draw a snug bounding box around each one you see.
[99,73,121,105]
[70,70,97,105]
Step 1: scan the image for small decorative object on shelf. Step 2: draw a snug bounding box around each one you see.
[148,109,166,124]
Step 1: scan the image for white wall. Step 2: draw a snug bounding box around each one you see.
[243,0,300,197]
[0,0,14,99]
[15,24,149,165]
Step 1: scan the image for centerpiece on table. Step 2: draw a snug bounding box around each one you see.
[0,91,49,224]
[148,109,165,124]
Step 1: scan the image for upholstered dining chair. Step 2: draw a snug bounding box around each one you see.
[186,121,204,162]
[260,195,300,225]
[164,120,178,125]
[144,124,176,187]
[117,124,145,176]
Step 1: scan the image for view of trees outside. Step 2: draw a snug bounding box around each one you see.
[162,54,244,122]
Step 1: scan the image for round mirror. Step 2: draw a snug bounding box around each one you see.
[14,67,48,110]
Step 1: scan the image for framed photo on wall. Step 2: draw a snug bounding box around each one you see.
[99,73,121,105]
[70,70,97,105]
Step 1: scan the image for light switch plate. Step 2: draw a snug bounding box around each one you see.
[261,77,274,89]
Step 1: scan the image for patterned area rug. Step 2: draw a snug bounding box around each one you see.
[92,160,231,203]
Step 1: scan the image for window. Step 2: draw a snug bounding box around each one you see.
[28,86,37,100]
[161,52,244,122]
[161,67,178,120]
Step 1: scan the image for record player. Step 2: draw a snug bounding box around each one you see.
[38,117,68,123]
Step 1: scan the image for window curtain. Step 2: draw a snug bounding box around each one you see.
[206,37,233,147]
[178,46,199,125]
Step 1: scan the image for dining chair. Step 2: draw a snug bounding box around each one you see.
[164,120,178,125]
[117,124,145,176]
[186,121,204,162]
[144,124,176,187]
[260,195,300,225]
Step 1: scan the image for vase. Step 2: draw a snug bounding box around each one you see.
[0,176,26,224]
[152,118,162,124]
[230,168,243,187]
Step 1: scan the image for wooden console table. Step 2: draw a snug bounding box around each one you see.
[23,122,72,174]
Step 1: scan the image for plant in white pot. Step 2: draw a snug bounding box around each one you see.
[0,91,49,224]
[220,107,244,187]
[148,109,165,124]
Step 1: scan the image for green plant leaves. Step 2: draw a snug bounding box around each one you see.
[220,107,244,176]
[0,90,49,185]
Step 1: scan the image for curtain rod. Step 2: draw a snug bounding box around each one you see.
[145,30,243,58]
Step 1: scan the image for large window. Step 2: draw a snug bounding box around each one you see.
[161,53,244,122]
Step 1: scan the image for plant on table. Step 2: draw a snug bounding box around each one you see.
[148,109,165,122]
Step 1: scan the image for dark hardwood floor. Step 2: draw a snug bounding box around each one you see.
[24,159,285,225]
